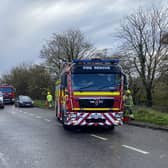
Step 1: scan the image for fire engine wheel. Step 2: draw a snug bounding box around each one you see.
[63,121,72,130]
[55,106,58,117]
[55,105,61,121]
[63,124,72,130]
[62,112,71,130]
[108,125,115,131]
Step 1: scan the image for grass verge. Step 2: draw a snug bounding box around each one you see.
[34,100,47,108]
[34,101,168,126]
[134,106,168,126]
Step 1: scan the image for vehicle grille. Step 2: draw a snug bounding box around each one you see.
[23,101,32,104]
[79,98,114,108]
[86,118,105,123]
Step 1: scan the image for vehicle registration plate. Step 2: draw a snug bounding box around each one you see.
[91,113,99,119]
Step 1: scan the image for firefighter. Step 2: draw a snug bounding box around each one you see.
[46,92,53,108]
[123,89,134,119]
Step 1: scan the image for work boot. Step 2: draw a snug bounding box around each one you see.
[129,114,134,120]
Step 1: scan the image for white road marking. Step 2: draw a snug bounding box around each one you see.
[44,119,51,122]
[160,154,167,159]
[122,145,149,154]
[10,106,16,114]
[0,152,9,168]
[91,134,108,141]
[11,111,16,114]
[35,116,42,119]
[12,106,15,111]
[29,113,34,116]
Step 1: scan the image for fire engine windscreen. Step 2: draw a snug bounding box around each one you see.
[72,73,121,91]
[0,87,13,93]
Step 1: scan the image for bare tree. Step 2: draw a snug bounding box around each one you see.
[118,7,168,106]
[40,29,92,78]
[161,32,168,44]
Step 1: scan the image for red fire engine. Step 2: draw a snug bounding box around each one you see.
[0,84,15,104]
[55,59,127,129]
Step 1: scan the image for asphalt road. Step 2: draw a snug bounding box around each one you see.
[0,105,168,168]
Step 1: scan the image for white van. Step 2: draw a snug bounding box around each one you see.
[0,91,4,108]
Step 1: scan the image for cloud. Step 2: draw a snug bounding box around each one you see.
[0,0,167,76]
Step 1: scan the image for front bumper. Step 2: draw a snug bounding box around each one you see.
[4,98,14,104]
[0,101,4,107]
[19,102,33,107]
[64,112,123,126]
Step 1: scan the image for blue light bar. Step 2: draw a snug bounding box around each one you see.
[73,59,119,64]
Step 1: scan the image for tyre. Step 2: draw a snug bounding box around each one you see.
[108,125,115,131]
[55,105,57,117]
[63,124,71,130]
[56,105,58,117]
[62,111,71,130]
[56,105,61,121]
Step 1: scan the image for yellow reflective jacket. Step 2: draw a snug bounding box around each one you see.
[47,94,53,102]
[123,95,133,107]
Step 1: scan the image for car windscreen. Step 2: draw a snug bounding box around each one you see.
[20,96,32,101]
[0,87,13,93]
[72,73,121,91]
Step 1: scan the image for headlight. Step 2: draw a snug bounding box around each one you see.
[0,98,3,103]
[70,113,77,119]
[114,112,123,118]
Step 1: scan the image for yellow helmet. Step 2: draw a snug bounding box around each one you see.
[47,92,50,95]
[126,89,131,94]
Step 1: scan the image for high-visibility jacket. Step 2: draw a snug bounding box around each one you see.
[123,95,133,107]
[47,94,53,102]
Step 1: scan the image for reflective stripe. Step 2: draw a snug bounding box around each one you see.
[66,112,122,126]
[73,91,120,96]
[104,113,117,125]
[72,108,120,111]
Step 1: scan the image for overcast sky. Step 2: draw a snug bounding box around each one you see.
[0,0,167,76]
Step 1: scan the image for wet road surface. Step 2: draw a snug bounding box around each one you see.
[0,105,168,168]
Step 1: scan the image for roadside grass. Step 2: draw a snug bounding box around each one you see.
[34,100,168,126]
[34,100,47,108]
[134,106,168,126]
[34,100,55,110]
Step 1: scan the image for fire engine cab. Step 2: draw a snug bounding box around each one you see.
[55,59,127,129]
[0,84,15,104]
